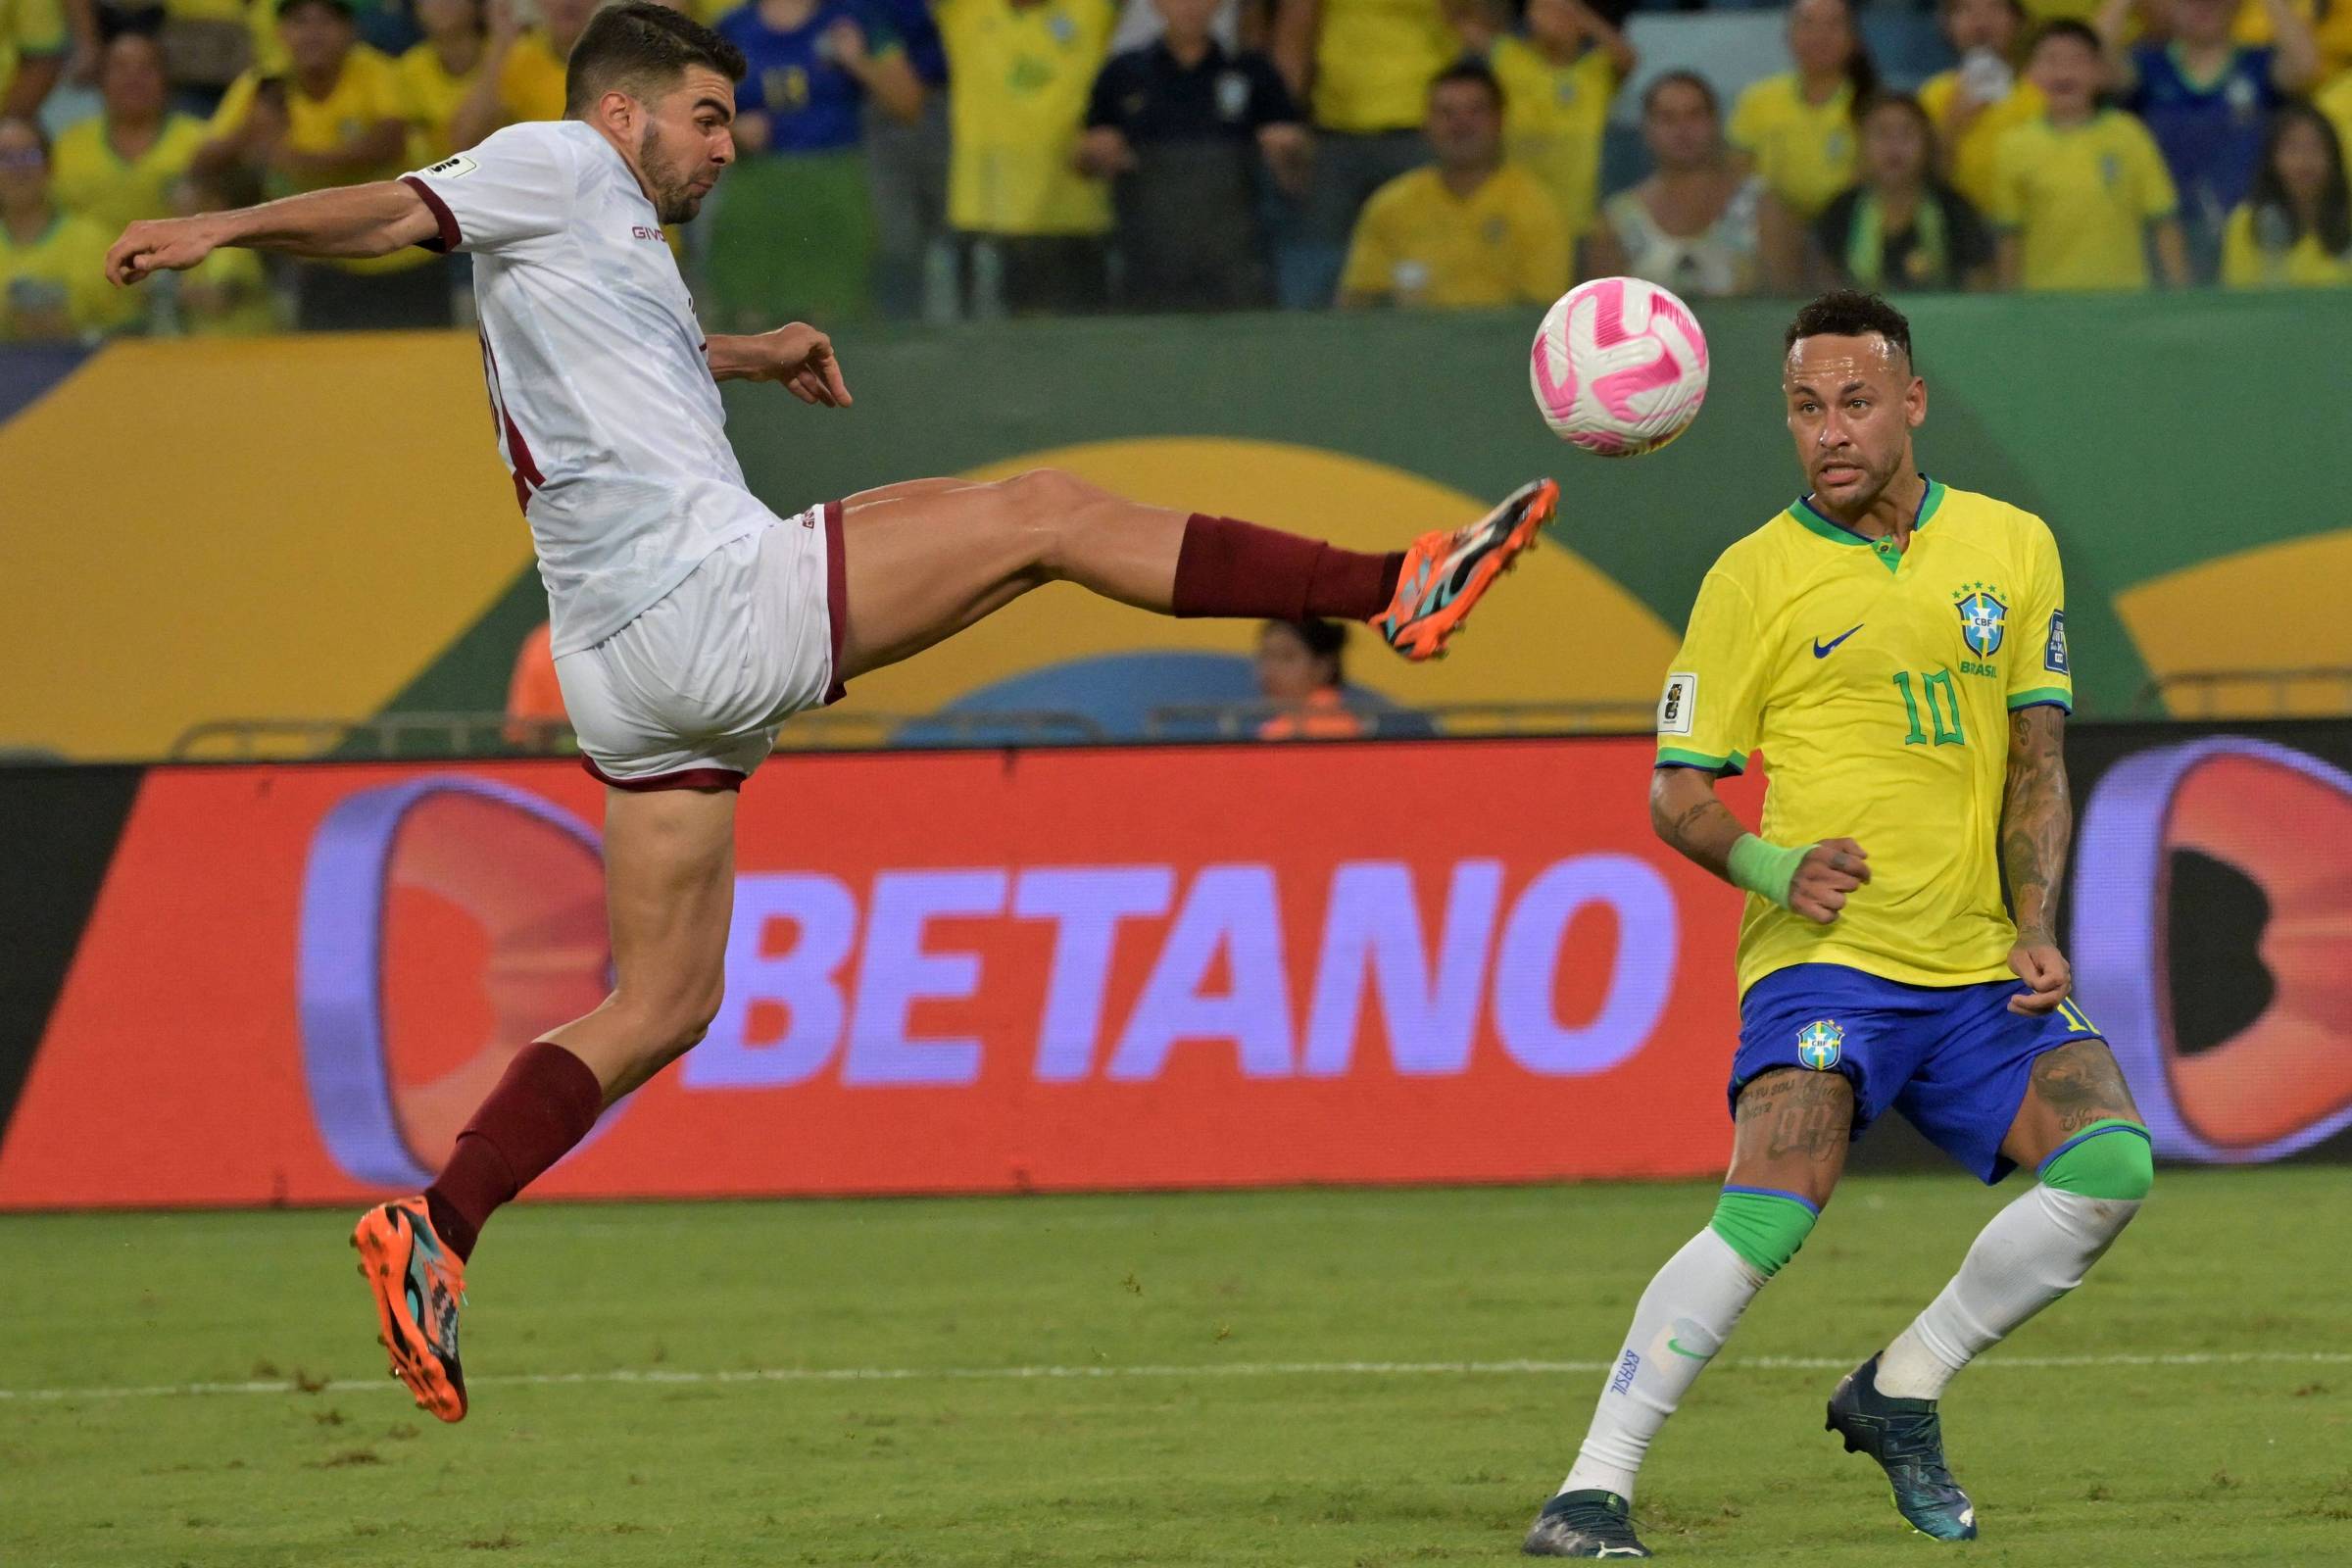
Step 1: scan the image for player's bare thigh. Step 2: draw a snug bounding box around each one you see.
[1725,1068,1855,1209]
[1998,1038,2144,1172]
[542,783,739,1102]
[834,469,1185,680]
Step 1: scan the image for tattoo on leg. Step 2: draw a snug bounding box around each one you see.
[2031,1041,2137,1134]
[1737,1069,1851,1162]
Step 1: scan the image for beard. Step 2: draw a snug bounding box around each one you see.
[638,122,709,224]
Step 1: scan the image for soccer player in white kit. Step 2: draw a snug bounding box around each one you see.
[103,1,1558,1425]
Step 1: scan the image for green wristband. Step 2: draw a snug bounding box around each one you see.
[1727,833,1809,909]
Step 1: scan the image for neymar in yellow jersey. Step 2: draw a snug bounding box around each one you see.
[1525,292,2154,1560]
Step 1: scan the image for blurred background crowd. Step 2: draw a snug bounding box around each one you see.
[5,0,2352,338]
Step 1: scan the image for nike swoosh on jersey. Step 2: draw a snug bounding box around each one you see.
[1813,624,1864,658]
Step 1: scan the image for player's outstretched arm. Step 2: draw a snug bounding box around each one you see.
[105,180,439,285]
[1651,764,1867,925]
[2001,704,2074,1013]
[706,323,853,407]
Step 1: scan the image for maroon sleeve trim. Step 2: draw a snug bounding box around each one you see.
[399,174,462,253]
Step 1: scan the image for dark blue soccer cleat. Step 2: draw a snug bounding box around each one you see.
[1826,1354,1978,1541]
[1521,1489,1652,1558]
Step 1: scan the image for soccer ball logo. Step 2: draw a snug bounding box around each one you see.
[1797,1020,1844,1071]
[1529,276,1710,458]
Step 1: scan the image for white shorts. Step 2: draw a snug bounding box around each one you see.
[555,501,845,790]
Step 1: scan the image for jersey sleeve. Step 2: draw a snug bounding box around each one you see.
[1657,567,1767,774]
[2007,516,2073,713]
[1514,182,1571,303]
[1727,82,1767,157]
[401,122,578,255]
[1337,187,1398,300]
[1984,127,2024,226]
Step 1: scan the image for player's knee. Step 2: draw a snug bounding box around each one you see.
[2041,1121,2154,1203]
[1707,1187,1820,1279]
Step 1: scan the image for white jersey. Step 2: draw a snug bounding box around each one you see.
[401,121,771,657]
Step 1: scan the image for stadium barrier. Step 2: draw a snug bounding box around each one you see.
[3,720,2349,1211]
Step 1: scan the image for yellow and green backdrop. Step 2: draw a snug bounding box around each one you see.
[5,294,2349,760]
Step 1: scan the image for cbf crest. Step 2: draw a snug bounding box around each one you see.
[1796,1019,1843,1071]
[1954,582,2007,657]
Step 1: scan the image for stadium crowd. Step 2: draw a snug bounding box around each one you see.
[5,0,2352,338]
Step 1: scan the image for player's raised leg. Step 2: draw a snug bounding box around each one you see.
[353,783,741,1421]
[1830,1039,2150,1541]
[835,466,1558,677]
[1524,1068,1852,1558]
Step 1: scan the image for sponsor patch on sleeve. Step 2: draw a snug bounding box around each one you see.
[1657,672,1696,737]
[424,154,478,179]
[2045,610,2069,675]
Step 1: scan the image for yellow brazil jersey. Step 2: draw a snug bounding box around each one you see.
[3,212,140,340]
[2221,204,2352,287]
[2321,73,2352,174]
[1491,38,1619,243]
[396,40,550,161]
[938,0,1113,236]
[1656,479,2074,997]
[211,47,428,273]
[1339,164,1569,307]
[497,31,568,124]
[1311,0,1460,133]
[1986,110,2176,291]
[1728,73,1856,220]
[1,0,66,97]
[50,115,208,237]
[1915,69,2042,216]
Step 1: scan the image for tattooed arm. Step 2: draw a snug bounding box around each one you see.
[1650,765,1869,925]
[2001,704,2074,1014]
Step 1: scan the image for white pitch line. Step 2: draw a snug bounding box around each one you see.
[2,1350,2346,1405]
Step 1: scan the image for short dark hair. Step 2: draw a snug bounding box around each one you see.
[1428,58,1504,112]
[566,1,747,118]
[1642,69,1720,119]
[1266,618,1349,683]
[2030,18,2103,57]
[1785,289,1915,367]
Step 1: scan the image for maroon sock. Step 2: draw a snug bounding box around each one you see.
[1170,514,1405,622]
[423,1042,605,1261]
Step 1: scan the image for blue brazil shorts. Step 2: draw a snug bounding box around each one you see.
[1731,963,2110,1184]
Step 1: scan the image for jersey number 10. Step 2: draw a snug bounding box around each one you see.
[1892,670,1966,748]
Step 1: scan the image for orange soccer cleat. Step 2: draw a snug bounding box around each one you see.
[1376,478,1557,662]
[351,1197,469,1423]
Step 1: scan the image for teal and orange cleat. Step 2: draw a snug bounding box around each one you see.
[352,1197,469,1423]
[1377,477,1557,662]
[1826,1354,1978,1541]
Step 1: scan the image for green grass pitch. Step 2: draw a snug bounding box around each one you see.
[3,1167,2345,1566]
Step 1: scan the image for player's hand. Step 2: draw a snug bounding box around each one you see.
[757,323,853,407]
[2007,940,2072,1015]
[1788,837,1869,925]
[106,217,223,286]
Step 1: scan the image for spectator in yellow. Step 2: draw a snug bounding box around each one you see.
[1340,60,1568,308]
[1273,0,1483,307]
[1731,0,1876,220]
[0,0,66,120]
[51,35,207,237]
[451,0,598,149]
[1491,0,1634,267]
[198,0,450,329]
[938,0,1115,313]
[2223,101,2352,283]
[1919,0,2044,212]
[1989,20,2188,287]
[1,118,136,341]
[2323,69,2352,166]
[401,0,545,163]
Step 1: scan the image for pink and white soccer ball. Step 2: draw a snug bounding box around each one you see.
[1529,276,1709,457]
